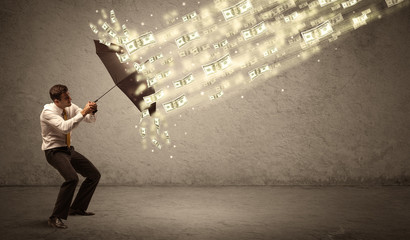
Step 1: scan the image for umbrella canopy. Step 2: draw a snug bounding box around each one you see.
[94,40,156,115]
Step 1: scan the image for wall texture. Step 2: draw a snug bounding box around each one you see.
[0,0,409,185]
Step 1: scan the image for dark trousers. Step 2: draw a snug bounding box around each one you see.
[45,146,101,220]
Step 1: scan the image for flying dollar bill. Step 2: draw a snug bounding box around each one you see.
[248,64,270,80]
[154,118,160,133]
[241,21,267,41]
[140,127,146,138]
[143,89,164,105]
[175,31,200,48]
[163,57,174,65]
[173,74,194,88]
[149,53,163,63]
[352,10,370,29]
[202,54,232,76]
[151,139,162,149]
[209,91,224,100]
[155,70,171,80]
[101,22,117,38]
[263,47,278,57]
[318,0,338,7]
[213,39,228,49]
[301,20,333,44]
[125,32,156,55]
[133,62,146,73]
[182,11,198,22]
[116,52,130,63]
[117,36,129,44]
[162,95,188,113]
[260,0,296,20]
[141,109,149,119]
[284,11,299,23]
[164,131,170,143]
[329,13,344,26]
[385,0,404,7]
[122,24,129,36]
[89,23,98,34]
[99,39,111,47]
[110,10,117,23]
[222,0,253,21]
[341,0,361,9]
[147,77,158,87]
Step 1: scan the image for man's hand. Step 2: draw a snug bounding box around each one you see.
[81,101,98,116]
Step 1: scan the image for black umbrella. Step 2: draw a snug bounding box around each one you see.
[93,40,156,115]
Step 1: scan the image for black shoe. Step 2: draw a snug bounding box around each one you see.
[69,208,95,216]
[48,216,68,229]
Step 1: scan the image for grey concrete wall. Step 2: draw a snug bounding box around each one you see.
[0,0,409,185]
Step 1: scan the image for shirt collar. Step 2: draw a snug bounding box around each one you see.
[51,103,65,115]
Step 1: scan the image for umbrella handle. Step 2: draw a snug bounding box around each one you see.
[92,99,98,114]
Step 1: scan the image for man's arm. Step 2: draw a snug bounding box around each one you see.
[74,102,97,123]
[42,109,83,134]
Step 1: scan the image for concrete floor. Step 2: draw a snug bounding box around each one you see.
[0,186,409,240]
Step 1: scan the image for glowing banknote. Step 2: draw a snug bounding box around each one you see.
[110,10,117,23]
[101,22,117,38]
[260,0,295,20]
[140,127,146,138]
[213,39,228,49]
[182,11,198,22]
[263,47,278,57]
[158,71,171,80]
[162,95,188,113]
[147,77,158,87]
[133,62,146,73]
[248,65,270,80]
[352,9,370,29]
[99,39,111,47]
[125,32,156,55]
[301,20,333,44]
[164,131,170,143]
[175,31,200,48]
[341,0,361,9]
[222,0,253,21]
[202,54,232,76]
[116,52,130,63]
[284,11,299,23]
[143,89,164,105]
[154,118,160,132]
[209,91,224,100]
[141,109,149,119]
[318,0,338,7]
[152,139,162,149]
[89,23,98,34]
[117,36,129,44]
[241,21,267,41]
[149,53,163,63]
[122,24,129,36]
[163,57,174,65]
[329,13,344,25]
[173,74,194,88]
[385,0,404,7]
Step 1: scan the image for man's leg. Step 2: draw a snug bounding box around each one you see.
[69,147,101,213]
[45,148,79,220]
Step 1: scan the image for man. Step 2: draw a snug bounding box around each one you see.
[40,84,101,229]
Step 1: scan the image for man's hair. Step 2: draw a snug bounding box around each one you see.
[49,84,68,101]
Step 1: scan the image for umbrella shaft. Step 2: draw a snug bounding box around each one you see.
[94,84,118,102]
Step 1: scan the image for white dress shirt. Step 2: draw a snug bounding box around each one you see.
[40,103,96,150]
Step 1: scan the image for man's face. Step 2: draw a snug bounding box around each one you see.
[55,92,72,109]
